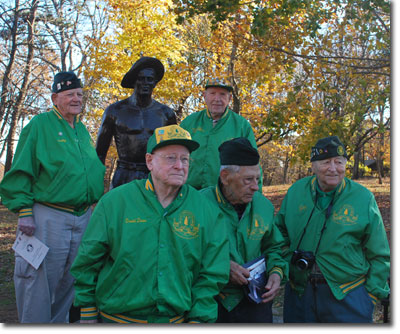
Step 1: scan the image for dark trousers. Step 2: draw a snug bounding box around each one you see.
[216,297,273,323]
[69,305,80,323]
[283,282,374,323]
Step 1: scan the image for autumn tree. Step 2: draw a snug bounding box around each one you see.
[0,0,43,172]
[0,0,110,171]
[171,0,390,182]
[288,0,390,179]
[83,0,189,116]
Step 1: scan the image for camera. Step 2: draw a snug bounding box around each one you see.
[291,250,315,271]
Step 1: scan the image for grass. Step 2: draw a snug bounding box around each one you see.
[0,177,391,323]
[0,207,18,323]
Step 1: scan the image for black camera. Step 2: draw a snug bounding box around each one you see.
[291,250,315,271]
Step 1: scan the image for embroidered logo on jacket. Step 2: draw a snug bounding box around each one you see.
[247,214,268,240]
[57,131,66,143]
[172,211,199,239]
[192,127,204,133]
[332,205,358,225]
[125,217,147,223]
[299,204,307,212]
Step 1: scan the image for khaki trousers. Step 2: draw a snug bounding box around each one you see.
[14,203,91,323]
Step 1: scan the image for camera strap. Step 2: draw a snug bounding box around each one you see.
[313,198,334,255]
[295,193,335,255]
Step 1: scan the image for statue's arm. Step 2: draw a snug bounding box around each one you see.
[96,109,114,165]
[166,107,177,125]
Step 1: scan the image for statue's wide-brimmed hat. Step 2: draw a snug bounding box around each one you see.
[121,57,165,88]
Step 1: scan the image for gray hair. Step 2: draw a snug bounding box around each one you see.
[220,165,241,173]
[312,156,348,166]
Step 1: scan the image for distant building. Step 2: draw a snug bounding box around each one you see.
[364,159,377,171]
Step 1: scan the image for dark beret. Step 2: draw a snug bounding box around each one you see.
[219,137,259,166]
[121,56,164,88]
[310,136,348,162]
[52,71,82,93]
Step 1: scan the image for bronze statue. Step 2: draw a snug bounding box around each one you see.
[96,57,177,189]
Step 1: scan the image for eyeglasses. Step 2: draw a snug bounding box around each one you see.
[156,154,191,166]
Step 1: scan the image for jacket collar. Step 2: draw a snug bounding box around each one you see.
[145,173,187,208]
[310,175,346,202]
[206,107,230,121]
[52,106,78,125]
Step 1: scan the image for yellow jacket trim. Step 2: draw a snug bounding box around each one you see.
[368,293,378,305]
[19,208,33,217]
[269,267,284,280]
[215,185,225,204]
[40,202,89,215]
[145,179,154,192]
[340,276,366,294]
[100,311,184,323]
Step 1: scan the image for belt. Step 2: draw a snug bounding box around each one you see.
[40,202,89,216]
[117,159,149,171]
[309,274,327,285]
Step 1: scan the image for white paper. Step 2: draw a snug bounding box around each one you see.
[12,232,49,270]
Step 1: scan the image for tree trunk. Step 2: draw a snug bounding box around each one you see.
[352,150,361,180]
[282,153,289,184]
[228,33,240,114]
[376,105,385,184]
[0,0,20,126]
[4,0,38,172]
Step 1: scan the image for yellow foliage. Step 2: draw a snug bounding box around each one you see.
[84,0,189,112]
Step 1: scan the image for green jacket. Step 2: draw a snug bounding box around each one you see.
[0,107,105,216]
[201,182,288,311]
[275,176,390,302]
[70,176,230,323]
[180,108,261,190]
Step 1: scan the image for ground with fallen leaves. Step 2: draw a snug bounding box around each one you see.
[0,177,390,323]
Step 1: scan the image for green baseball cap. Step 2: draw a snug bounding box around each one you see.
[205,79,233,92]
[147,125,199,153]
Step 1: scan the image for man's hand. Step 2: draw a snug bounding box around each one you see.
[18,216,35,236]
[229,260,250,286]
[261,273,281,303]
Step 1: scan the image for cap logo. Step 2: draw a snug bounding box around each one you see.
[208,79,224,85]
[155,126,191,144]
[56,81,74,91]
[337,146,344,156]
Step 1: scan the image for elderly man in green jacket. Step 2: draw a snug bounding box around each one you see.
[0,71,105,323]
[201,137,288,323]
[70,125,230,323]
[275,136,390,323]
[180,80,262,190]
